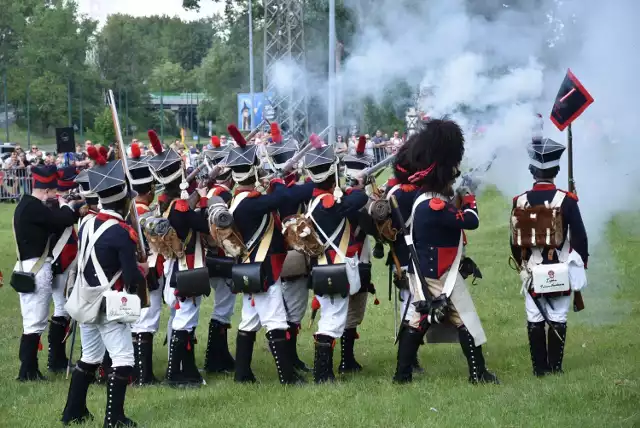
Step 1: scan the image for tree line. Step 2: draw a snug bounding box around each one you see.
[0,0,411,145]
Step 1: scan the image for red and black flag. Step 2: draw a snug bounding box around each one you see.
[550,69,594,131]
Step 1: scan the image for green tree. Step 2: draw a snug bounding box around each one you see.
[93,107,116,145]
[148,62,187,93]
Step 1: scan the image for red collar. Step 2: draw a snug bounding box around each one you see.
[532,182,556,191]
[234,187,256,196]
[312,188,333,197]
[135,199,150,207]
[158,193,170,203]
[387,177,399,187]
[96,212,125,223]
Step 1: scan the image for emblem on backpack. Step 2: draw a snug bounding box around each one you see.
[121,297,128,305]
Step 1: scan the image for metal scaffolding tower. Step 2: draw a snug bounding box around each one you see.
[263,0,308,138]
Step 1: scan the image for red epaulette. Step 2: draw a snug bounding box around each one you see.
[513,191,527,202]
[136,204,150,215]
[158,193,169,204]
[400,184,418,192]
[247,191,262,198]
[386,177,399,188]
[558,189,579,201]
[175,200,189,212]
[429,198,446,211]
[212,187,225,197]
[344,187,353,195]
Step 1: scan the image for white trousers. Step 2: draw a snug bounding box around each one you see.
[52,270,69,318]
[79,320,134,367]
[315,294,349,338]
[131,286,163,334]
[164,259,201,333]
[209,277,236,325]
[238,281,289,332]
[281,277,309,324]
[18,259,53,335]
[525,294,571,323]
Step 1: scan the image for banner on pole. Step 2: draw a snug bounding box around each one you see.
[237,92,274,131]
[550,69,594,131]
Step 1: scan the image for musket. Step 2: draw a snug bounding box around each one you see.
[566,123,585,312]
[107,89,150,307]
[528,287,565,343]
[65,320,77,379]
[279,126,331,175]
[357,154,396,179]
[245,119,271,142]
[389,195,444,343]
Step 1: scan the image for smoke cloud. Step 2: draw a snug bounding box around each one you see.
[270,0,640,242]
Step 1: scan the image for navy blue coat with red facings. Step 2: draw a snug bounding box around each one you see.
[78,212,145,292]
[409,193,479,279]
[510,182,589,267]
[307,188,369,266]
[232,181,315,286]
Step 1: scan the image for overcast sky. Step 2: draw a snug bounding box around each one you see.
[77,0,225,24]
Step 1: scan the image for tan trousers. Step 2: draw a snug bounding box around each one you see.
[408,273,463,329]
[345,292,368,329]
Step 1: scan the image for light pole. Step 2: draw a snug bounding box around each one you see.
[328,0,336,144]
[248,0,255,131]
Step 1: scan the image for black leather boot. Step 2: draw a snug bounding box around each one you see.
[132,333,158,386]
[458,326,499,384]
[61,361,98,425]
[527,321,549,377]
[338,328,362,374]
[165,331,184,386]
[547,322,567,374]
[17,333,46,381]
[287,322,310,373]
[182,331,204,386]
[313,334,336,384]
[204,320,235,374]
[267,329,304,385]
[392,326,423,384]
[103,366,137,428]
[234,330,257,383]
[48,316,69,373]
[97,352,112,385]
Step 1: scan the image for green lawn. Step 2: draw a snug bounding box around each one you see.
[0,188,638,428]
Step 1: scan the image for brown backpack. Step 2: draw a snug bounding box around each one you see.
[511,193,564,249]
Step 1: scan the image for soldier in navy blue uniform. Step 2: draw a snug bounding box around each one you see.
[510,138,588,376]
[202,142,237,375]
[267,136,313,374]
[127,142,163,385]
[147,132,210,388]
[61,148,145,427]
[302,143,368,383]
[385,153,424,374]
[12,164,79,382]
[393,120,498,385]
[47,166,81,373]
[225,125,314,384]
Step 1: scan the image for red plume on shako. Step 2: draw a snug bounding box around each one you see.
[309,133,324,149]
[86,145,106,166]
[227,124,247,148]
[211,136,220,148]
[98,145,109,160]
[270,122,282,143]
[357,135,367,155]
[147,130,163,154]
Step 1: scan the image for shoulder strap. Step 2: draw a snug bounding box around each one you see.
[51,226,74,264]
[231,191,268,253]
[79,218,120,288]
[549,190,566,209]
[306,194,351,264]
[516,193,529,208]
[12,220,51,275]
[162,200,177,218]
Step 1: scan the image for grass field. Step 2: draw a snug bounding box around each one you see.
[0,188,638,428]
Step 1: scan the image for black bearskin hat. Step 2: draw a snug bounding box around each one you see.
[401,118,465,193]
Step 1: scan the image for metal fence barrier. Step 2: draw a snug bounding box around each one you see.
[0,167,32,201]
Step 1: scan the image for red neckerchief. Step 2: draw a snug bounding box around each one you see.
[135,199,150,208]
[387,177,399,187]
[234,187,261,198]
[400,184,418,192]
[532,182,556,191]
